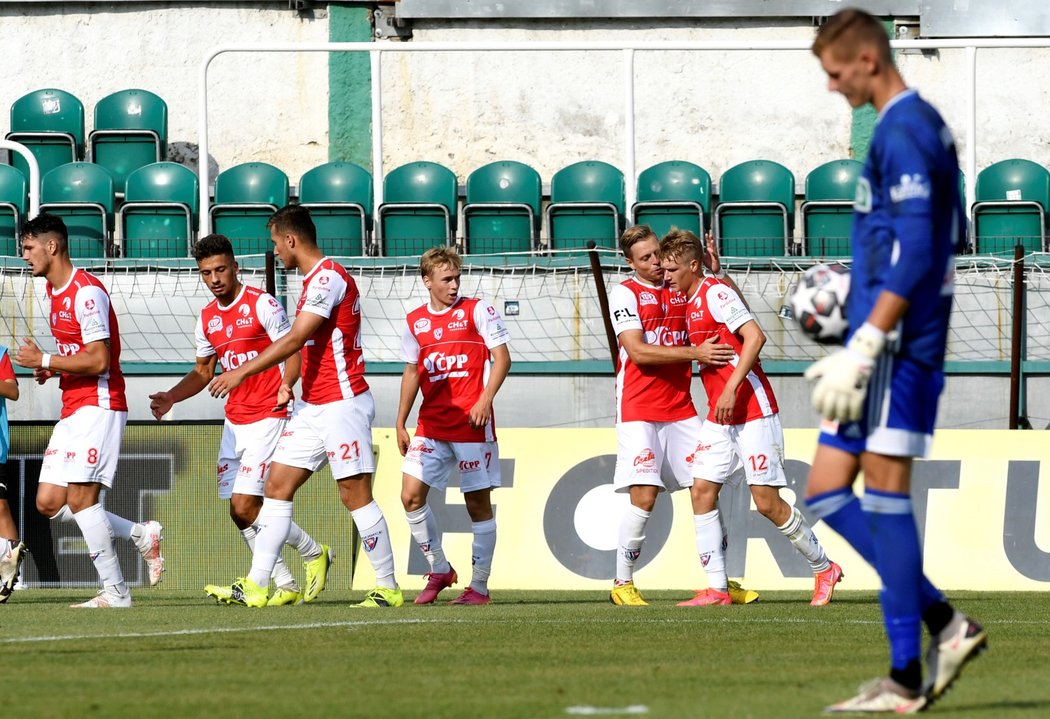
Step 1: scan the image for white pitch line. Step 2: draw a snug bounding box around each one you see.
[565,706,649,716]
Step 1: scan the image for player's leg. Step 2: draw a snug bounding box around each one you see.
[679,422,732,606]
[450,441,500,605]
[0,476,26,603]
[68,479,130,608]
[402,437,457,604]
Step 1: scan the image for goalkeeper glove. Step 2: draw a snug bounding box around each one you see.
[803,322,886,423]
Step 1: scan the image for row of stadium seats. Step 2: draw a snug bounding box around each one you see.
[2,153,1048,259]
[4,88,166,194]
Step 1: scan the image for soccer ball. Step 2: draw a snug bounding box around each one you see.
[790,263,851,345]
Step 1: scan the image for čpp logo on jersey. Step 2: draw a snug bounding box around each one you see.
[890,173,931,203]
[57,340,82,356]
[422,351,470,381]
[220,348,259,371]
[644,326,687,347]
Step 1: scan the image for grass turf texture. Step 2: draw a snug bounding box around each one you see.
[1,590,1045,718]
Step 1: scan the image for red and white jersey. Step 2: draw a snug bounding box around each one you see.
[196,284,293,425]
[48,268,127,419]
[608,277,695,424]
[685,277,778,424]
[401,296,510,443]
[296,258,368,404]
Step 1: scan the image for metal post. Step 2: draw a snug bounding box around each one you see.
[623,48,636,224]
[1009,244,1025,429]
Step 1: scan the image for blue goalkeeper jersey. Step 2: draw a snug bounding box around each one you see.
[849,89,965,369]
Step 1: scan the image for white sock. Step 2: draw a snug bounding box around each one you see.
[248,498,293,588]
[241,525,298,591]
[694,509,727,593]
[106,512,140,542]
[616,504,650,583]
[405,504,451,573]
[0,538,11,556]
[351,501,397,589]
[469,518,497,595]
[286,521,321,561]
[73,503,127,594]
[777,506,830,573]
[49,505,75,523]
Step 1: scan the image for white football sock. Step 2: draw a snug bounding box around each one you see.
[405,504,451,573]
[286,521,321,561]
[241,525,298,591]
[248,498,293,588]
[616,504,651,583]
[777,506,830,573]
[105,512,140,542]
[469,518,496,595]
[74,503,127,594]
[49,505,75,523]
[352,501,397,589]
[694,509,727,592]
[0,538,11,556]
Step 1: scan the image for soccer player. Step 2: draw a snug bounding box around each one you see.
[206,205,402,608]
[606,225,751,607]
[397,248,511,605]
[660,229,841,607]
[14,212,163,607]
[0,343,24,603]
[149,234,333,606]
[808,9,985,712]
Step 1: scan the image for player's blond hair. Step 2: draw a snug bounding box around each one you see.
[618,224,657,260]
[420,247,462,278]
[659,228,703,265]
[812,8,893,64]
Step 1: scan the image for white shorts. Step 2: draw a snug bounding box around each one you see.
[612,416,702,493]
[691,414,786,487]
[39,406,127,488]
[402,437,501,494]
[272,392,376,479]
[216,416,287,499]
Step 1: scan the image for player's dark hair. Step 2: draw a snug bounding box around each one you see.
[619,224,657,260]
[192,234,235,263]
[812,8,893,64]
[21,212,68,252]
[267,204,317,244]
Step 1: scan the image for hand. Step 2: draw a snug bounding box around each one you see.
[714,386,737,424]
[468,397,493,429]
[14,337,44,369]
[208,368,245,399]
[33,367,54,385]
[396,426,411,457]
[804,323,885,423]
[702,231,721,275]
[273,383,294,412]
[693,335,734,366]
[148,391,174,421]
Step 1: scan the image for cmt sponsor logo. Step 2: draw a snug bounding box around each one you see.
[633,448,656,468]
[448,320,469,331]
[890,173,931,203]
[414,318,432,335]
[668,293,687,306]
[58,311,73,321]
[639,291,658,306]
[236,317,254,327]
[458,459,481,473]
[689,310,704,322]
[207,316,223,334]
[220,348,259,371]
[423,352,470,381]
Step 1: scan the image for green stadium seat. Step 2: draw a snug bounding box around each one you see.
[973,159,1049,254]
[299,161,373,257]
[546,161,624,252]
[800,159,861,257]
[118,162,198,258]
[209,162,289,255]
[89,89,168,194]
[463,160,541,254]
[378,161,457,257]
[632,160,711,239]
[0,165,27,255]
[40,162,114,258]
[715,160,795,256]
[6,88,84,181]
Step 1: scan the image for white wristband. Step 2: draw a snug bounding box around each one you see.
[40,353,51,370]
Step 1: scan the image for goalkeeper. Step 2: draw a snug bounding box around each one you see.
[805,8,985,713]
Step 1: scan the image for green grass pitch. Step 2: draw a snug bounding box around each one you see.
[1,589,1046,718]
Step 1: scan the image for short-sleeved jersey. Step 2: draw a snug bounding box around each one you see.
[401,296,510,443]
[851,90,964,368]
[48,268,127,418]
[0,347,13,464]
[296,258,369,405]
[685,277,777,424]
[608,277,695,424]
[196,284,293,424]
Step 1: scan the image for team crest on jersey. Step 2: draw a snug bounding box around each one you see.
[51,312,57,325]
[854,176,873,213]
[414,318,432,335]
[362,535,379,552]
[207,316,223,334]
[639,291,658,306]
[624,548,641,562]
[434,328,443,340]
[226,325,233,338]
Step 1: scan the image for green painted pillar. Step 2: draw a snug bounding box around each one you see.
[328,5,373,168]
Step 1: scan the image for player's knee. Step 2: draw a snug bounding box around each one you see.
[37,496,62,518]
[228,496,261,527]
[400,488,424,512]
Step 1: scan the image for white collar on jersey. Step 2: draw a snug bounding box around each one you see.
[427,295,464,315]
[215,283,247,312]
[51,265,78,296]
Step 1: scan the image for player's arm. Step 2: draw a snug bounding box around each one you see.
[274,351,302,409]
[469,343,511,430]
[395,363,421,456]
[713,319,765,424]
[149,355,218,420]
[0,352,17,401]
[620,329,732,367]
[208,312,325,399]
[14,336,111,376]
[0,379,16,402]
